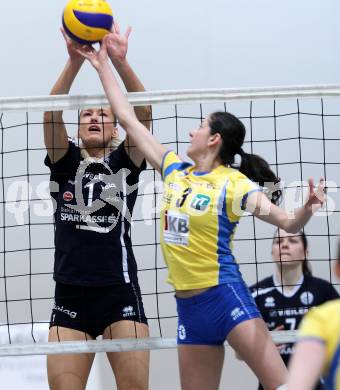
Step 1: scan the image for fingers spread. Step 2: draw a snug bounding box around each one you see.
[114,21,120,34]
[318,177,325,191]
[75,44,93,58]
[125,26,132,39]
[101,36,109,51]
[60,27,68,42]
[316,178,325,203]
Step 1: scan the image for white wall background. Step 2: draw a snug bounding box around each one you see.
[0,1,340,389]
[1,0,340,97]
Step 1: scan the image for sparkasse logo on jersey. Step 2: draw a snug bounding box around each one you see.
[63,191,73,202]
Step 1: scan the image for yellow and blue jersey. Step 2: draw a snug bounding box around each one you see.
[160,150,261,290]
[299,299,340,390]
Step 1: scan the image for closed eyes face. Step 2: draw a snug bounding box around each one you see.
[272,230,307,263]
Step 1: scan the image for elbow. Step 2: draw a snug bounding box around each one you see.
[43,111,52,124]
[142,105,152,121]
[281,221,299,234]
[286,226,299,234]
[135,105,152,128]
[44,111,62,124]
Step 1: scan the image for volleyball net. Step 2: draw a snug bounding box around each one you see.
[0,85,339,356]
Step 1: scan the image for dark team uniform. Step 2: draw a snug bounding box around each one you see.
[45,140,147,337]
[250,273,339,390]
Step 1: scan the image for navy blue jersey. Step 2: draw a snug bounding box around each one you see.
[45,140,145,286]
[251,274,338,390]
[251,274,338,363]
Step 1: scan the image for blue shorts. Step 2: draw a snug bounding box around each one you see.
[176,282,261,345]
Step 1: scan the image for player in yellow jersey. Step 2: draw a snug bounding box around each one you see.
[287,241,340,390]
[76,36,325,390]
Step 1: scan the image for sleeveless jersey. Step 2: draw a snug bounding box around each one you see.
[160,150,261,290]
[299,299,340,390]
[45,140,145,286]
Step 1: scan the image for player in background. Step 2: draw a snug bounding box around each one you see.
[250,228,338,390]
[287,239,340,390]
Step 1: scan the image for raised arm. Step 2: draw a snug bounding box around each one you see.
[43,29,84,163]
[106,23,151,166]
[76,36,166,172]
[245,178,325,233]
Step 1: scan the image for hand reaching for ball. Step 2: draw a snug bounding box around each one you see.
[106,22,132,65]
[61,27,84,65]
[75,35,110,71]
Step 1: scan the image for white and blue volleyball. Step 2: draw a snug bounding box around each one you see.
[63,0,113,44]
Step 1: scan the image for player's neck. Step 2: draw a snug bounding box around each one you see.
[275,266,303,292]
[81,147,109,160]
[192,154,222,173]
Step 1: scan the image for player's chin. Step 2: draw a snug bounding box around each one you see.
[278,258,301,266]
[88,131,107,140]
[83,136,109,149]
[187,145,194,159]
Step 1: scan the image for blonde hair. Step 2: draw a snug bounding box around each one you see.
[77,107,121,160]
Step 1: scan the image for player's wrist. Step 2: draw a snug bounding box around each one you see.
[97,60,111,75]
[67,56,84,70]
[110,56,129,70]
[302,201,314,215]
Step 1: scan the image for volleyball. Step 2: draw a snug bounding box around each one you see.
[62,0,113,44]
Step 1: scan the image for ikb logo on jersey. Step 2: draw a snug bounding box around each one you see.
[163,210,189,245]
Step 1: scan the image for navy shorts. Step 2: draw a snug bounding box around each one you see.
[176,282,260,345]
[50,282,148,338]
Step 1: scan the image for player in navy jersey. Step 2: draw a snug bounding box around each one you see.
[250,229,338,390]
[44,25,150,390]
[287,239,340,390]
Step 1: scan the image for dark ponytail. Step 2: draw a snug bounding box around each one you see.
[209,111,282,204]
[299,230,312,276]
[239,152,282,205]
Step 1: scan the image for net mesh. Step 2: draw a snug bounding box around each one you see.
[0,86,339,355]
